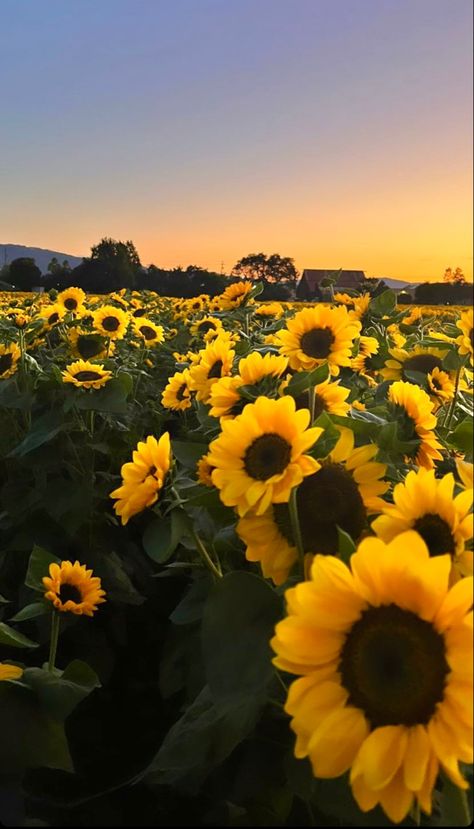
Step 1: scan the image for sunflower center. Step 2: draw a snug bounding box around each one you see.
[402,354,443,379]
[74,371,102,381]
[78,336,103,359]
[0,354,14,374]
[64,298,78,310]
[198,321,216,333]
[133,308,147,317]
[139,325,157,340]
[339,603,449,727]
[244,433,292,480]
[176,383,187,401]
[208,359,223,379]
[300,327,335,359]
[470,328,474,349]
[102,316,120,332]
[273,463,367,554]
[48,312,59,324]
[59,583,82,604]
[413,513,456,556]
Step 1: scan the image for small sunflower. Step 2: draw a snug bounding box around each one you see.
[190,315,224,341]
[110,432,171,525]
[456,308,473,365]
[387,380,443,469]
[427,367,455,406]
[372,468,473,580]
[209,352,289,419]
[351,336,381,378]
[271,532,473,824]
[43,560,106,616]
[0,342,21,380]
[133,318,165,346]
[0,663,23,681]
[196,454,215,487]
[237,427,387,584]
[62,359,112,389]
[255,301,284,319]
[381,345,448,384]
[275,306,361,376]
[217,281,254,310]
[187,338,235,403]
[161,370,193,411]
[207,395,323,517]
[37,303,66,329]
[92,305,129,340]
[309,378,351,418]
[455,457,473,491]
[57,287,86,314]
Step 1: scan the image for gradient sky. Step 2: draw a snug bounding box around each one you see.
[1,0,472,281]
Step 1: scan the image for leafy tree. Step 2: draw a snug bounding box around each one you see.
[91,238,141,269]
[232,253,298,288]
[71,238,141,292]
[9,257,41,291]
[443,267,466,285]
[415,281,472,305]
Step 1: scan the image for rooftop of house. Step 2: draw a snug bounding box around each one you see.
[299,269,366,290]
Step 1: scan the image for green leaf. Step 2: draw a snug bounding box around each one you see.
[369,289,397,317]
[404,370,428,388]
[443,350,467,371]
[201,571,282,704]
[438,774,472,827]
[449,419,473,460]
[283,362,330,398]
[0,622,39,648]
[309,411,340,459]
[142,509,189,563]
[337,527,356,564]
[8,411,64,457]
[74,377,129,413]
[25,545,61,592]
[169,573,213,625]
[9,601,48,622]
[22,660,100,721]
[172,440,209,468]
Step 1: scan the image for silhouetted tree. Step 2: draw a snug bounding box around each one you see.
[415,282,472,305]
[9,257,41,291]
[443,267,466,285]
[232,253,298,288]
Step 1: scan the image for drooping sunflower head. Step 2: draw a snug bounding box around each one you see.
[456,308,473,365]
[43,560,106,616]
[187,337,235,403]
[275,306,361,375]
[110,432,171,525]
[92,305,129,340]
[161,370,193,411]
[207,395,323,517]
[0,342,21,380]
[62,359,112,389]
[271,531,473,824]
[372,468,473,580]
[132,318,165,346]
[0,663,23,681]
[217,281,254,310]
[382,345,448,384]
[57,287,86,314]
[387,380,443,469]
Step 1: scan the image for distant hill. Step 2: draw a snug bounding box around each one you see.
[377,278,419,290]
[0,244,83,274]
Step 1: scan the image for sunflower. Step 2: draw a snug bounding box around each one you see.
[0,663,23,681]
[427,367,455,406]
[0,342,21,380]
[68,328,112,360]
[387,380,443,469]
[133,318,165,346]
[62,359,112,389]
[237,427,387,584]
[190,315,224,341]
[37,303,66,329]
[161,370,193,411]
[110,432,171,525]
[187,338,235,403]
[381,345,448,383]
[456,308,473,365]
[217,281,254,310]
[255,301,284,319]
[275,306,361,376]
[334,292,371,321]
[43,560,106,616]
[310,378,351,418]
[57,287,86,314]
[351,336,381,377]
[196,454,215,487]
[92,305,129,340]
[271,532,473,824]
[209,352,289,419]
[207,395,323,517]
[372,468,473,580]
[455,457,473,491]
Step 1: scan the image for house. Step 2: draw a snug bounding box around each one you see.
[296,269,366,300]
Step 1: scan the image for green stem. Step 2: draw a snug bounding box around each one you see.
[308,386,316,423]
[190,527,222,579]
[48,611,61,673]
[289,486,305,580]
[445,367,461,429]
[441,775,472,826]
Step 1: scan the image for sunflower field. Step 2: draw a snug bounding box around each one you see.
[0,282,472,827]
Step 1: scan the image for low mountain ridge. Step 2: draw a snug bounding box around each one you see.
[1,244,83,273]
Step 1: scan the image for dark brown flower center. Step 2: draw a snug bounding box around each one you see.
[339,603,449,727]
[413,514,456,557]
[48,312,59,324]
[59,583,82,604]
[176,383,187,401]
[139,325,157,340]
[74,370,102,381]
[300,327,335,359]
[133,308,147,317]
[77,336,103,359]
[244,433,292,480]
[273,463,367,554]
[402,354,443,379]
[64,298,78,310]
[470,328,474,349]
[198,320,216,333]
[0,353,14,375]
[101,315,120,332]
[208,359,223,379]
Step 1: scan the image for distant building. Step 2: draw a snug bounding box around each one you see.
[296,269,366,300]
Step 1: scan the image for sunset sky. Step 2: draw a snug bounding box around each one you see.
[1,0,472,282]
